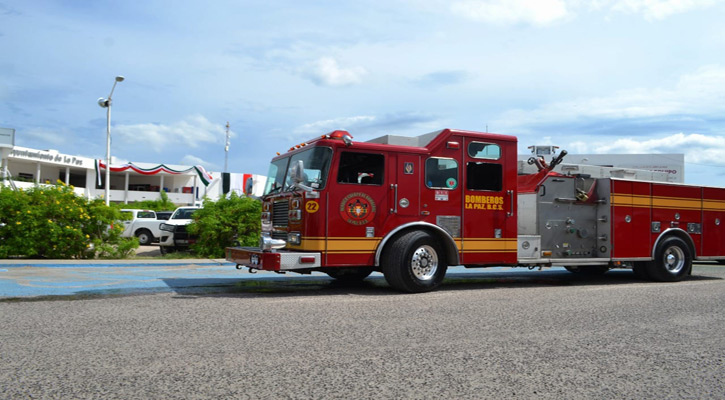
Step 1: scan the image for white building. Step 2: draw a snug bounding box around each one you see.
[1,144,266,205]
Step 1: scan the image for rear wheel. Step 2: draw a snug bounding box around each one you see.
[135,229,153,246]
[645,236,692,282]
[382,231,447,293]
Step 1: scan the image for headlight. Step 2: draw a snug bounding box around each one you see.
[159,223,175,232]
[287,232,301,245]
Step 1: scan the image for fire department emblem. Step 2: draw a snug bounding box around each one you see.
[340,192,376,225]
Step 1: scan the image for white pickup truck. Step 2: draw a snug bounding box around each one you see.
[158,206,201,253]
[120,209,163,245]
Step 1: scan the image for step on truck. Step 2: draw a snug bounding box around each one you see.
[226,129,725,292]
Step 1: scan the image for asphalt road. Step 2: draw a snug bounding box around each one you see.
[1,264,724,399]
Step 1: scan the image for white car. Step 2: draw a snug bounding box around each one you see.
[158,206,200,253]
[120,209,162,245]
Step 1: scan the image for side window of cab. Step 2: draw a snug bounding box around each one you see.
[425,157,458,189]
[337,152,384,185]
[466,142,502,192]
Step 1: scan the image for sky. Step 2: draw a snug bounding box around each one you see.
[1,0,725,186]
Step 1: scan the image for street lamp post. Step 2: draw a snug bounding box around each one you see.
[98,76,125,206]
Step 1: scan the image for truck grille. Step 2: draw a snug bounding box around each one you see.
[273,199,289,227]
[173,225,190,240]
[271,231,288,241]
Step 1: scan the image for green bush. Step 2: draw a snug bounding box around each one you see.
[187,193,261,258]
[0,183,138,259]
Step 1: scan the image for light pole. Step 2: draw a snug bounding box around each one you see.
[98,76,124,206]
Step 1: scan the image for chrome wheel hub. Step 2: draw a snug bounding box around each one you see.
[663,246,685,273]
[411,245,438,281]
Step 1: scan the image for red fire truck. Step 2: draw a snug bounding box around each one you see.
[226,129,725,292]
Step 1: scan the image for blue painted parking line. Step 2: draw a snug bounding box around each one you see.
[0,262,236,268]
[0,263,566,299]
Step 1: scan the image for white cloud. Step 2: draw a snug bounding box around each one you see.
[607,0,718,20]
[181,154,219,170]
[114,115,227,153]
[450,0,570,26]
[21,128,67,146]
[295,115,377,135]
[498,65,725,126]
[306,57,367,87]
[443,0,718,25]
[567,132,725,166]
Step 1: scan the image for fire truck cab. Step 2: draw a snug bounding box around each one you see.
[227,129,725,292]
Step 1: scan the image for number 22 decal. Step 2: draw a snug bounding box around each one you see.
[305,201,319,213]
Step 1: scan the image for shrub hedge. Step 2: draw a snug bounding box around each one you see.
[0,183,138,259]
[187,192,261,258]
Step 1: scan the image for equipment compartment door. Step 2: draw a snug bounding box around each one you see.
[702,187,725,257]
[610,180,651,259]
[461,138,518,265]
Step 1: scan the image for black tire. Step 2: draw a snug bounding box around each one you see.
[159,245,177,255]
[564,265,609,275]
[645,236,692,282]
[382,231,447,293]
[135,229,153,246]
[632,261,650,280]
[325,267,374,282]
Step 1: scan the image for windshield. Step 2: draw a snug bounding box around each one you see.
[263,147,333,195]
[172,208,197,219]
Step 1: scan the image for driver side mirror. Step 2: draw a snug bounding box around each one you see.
[290,160,304,184]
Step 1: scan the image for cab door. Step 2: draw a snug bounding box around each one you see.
[461,138,517,265]
[325,150,388,266]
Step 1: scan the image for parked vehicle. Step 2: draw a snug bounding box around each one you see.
[155,211,174,220]
[227,128,725,292]
[159,206,200,253]
[120,209,162,245]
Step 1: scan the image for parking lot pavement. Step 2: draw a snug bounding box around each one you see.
[1,260,722,299]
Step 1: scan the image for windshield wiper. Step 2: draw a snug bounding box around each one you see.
[263,184,283,199]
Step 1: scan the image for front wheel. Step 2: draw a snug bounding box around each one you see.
[382,231,447,293]
[159,245,177,255]
[645,236,692,282]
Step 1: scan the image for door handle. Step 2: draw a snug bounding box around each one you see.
[390,184,398,213]
[506,190,514,217]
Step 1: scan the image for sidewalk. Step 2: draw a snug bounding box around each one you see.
[0,258,234,268]
[0,245,234,268]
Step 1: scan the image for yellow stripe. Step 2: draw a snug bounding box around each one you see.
[611,193,725,211]
[293,237,381,252]
[462,250,518,254]
[293,236,518,253]
[461,239,518,252]
[651,196,701,210]
[703,199,725,212]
